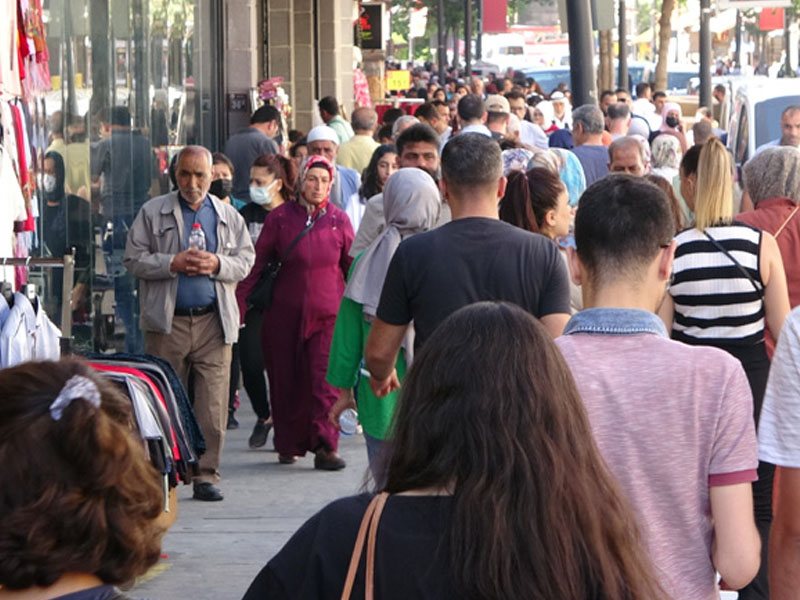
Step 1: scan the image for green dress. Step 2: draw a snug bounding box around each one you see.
[325,256,406,440]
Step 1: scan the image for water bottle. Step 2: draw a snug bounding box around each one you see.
[339,408,359,437]
[188,223,206,251]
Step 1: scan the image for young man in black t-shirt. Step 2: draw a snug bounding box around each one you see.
[364,133,571,397]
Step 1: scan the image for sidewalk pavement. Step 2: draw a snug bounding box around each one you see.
[133,398,370,599]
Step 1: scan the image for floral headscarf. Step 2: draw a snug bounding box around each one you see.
[650,134,682,170]
[296,155,336,207]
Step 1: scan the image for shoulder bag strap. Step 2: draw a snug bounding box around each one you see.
[773,205,800,239]
[275,208,326,268]
[341,492,389,600]
[703,230,764,297]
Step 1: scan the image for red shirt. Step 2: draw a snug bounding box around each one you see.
[738,197,800,355]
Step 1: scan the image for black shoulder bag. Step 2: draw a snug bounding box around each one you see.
[247,211,323,311]
[703,230,764,298]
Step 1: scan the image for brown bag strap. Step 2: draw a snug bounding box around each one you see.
[774,205,800,239]
[341,493,389,600]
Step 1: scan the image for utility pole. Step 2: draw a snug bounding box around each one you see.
[465,0,472,77]
[699,0,712,108]
[735,10,742,70]
[438,0,446,82]
[618,0,628,91]
[567,0,597,106]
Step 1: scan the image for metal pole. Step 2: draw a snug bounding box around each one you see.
[618,0,628,91]
[699,0,712,108]
[438,0,446,82]
[785,8,792,76]
[567,0,597,106]
[465,0,472,78]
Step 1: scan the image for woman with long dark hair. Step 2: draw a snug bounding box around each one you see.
[358,144,397,202]
[243,302,666,600]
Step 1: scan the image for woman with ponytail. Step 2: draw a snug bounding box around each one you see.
[660,137,791,598]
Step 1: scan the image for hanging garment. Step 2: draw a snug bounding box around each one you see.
[0,146,29,284]
[0,291,60,367]
[0,0,23,96]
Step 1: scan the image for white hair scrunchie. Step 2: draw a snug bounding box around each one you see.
[49,375,102,421]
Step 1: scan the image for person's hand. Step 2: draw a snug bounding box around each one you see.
[369,370,400,398]
[171,249,219,275]
[328,388,357,431]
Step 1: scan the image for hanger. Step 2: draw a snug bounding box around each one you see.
[24,257,37,312]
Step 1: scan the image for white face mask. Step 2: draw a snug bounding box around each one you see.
[250,181,277,206]
[43,174,57,193]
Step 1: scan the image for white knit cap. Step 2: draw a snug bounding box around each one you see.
[307,125,340,145]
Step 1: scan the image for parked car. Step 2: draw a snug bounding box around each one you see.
[726,80,800,176]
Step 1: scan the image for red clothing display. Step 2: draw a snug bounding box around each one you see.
[738,199,800,356]
[237,201,354,456]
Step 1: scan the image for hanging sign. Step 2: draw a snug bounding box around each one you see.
[386,70,412,91]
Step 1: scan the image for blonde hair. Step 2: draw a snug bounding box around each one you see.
[694,138,733,230]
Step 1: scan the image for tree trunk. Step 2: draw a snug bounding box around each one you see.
[597,29,614,93]
[654,0,676,92]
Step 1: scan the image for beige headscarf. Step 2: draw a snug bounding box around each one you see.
[743,147,800,205]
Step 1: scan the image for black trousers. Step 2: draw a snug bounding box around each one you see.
[236,309,271,421]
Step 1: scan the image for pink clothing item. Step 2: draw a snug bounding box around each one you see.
[556,332,758,600]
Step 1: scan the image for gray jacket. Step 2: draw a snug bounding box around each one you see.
[123,191,255,344]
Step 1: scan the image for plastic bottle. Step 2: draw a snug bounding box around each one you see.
[188,223,206,251]
[338,408,359,437]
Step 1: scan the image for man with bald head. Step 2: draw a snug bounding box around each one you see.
[337,107,379,173]
[124,145,254,502]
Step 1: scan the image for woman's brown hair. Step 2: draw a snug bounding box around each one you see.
[500,166,566,234]
[0,360,164,589]
[252,153,297,204]
[383,302,666,600]
[646,173,684,233]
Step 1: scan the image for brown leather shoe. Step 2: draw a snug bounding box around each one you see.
[314,448,346,471]
[278,454,298,464]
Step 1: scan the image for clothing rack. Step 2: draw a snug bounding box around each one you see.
[0,252,76,354]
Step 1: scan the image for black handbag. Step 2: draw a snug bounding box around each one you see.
[246,211,322,311]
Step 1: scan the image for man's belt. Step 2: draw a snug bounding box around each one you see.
[174,304,216,317]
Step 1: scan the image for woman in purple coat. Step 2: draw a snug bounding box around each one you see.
[238,155,354,470]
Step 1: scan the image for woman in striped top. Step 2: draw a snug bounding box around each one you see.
[659,138,790,599]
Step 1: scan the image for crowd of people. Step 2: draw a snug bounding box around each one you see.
[3,66,800,599]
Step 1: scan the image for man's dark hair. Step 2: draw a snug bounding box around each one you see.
[652,91,667,101]
[457,94,486,123]
[600,90,616,102]
[318,96,340,116]
[680,144,703,177]
[441,133,502,190]
[251,104,281,126]
[505,90,525,102]
[575,175,674,282]
[487,112,508,126]
[110,106,131,127]
[431,99,448,110]
[713,84,726,95]
[615,88,629,96]
[382,107,405,125]
[414,102,439,122]
[635,82,651,98]
[607,103,630,120]
[396,123,440,157]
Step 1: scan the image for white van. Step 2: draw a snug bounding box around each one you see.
[482,34,526,73]
[727,80,800,175]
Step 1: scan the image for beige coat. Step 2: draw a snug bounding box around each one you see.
[123,191,255,344]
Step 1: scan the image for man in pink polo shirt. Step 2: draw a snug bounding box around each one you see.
[556,175,761,599]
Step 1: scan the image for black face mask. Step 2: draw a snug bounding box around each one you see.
[665,115,680,128]
[210,178,233,199]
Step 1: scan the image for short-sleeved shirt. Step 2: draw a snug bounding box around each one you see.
[570,144,609,186]
[377,217,570,349]
[557,318,758,600]
[759,305,800,467]
[223,127,279,202]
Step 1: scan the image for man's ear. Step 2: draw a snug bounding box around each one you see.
[658,240,677,282]
[567,246,583,287]
[496,175,507,201]
[438,177,449,201]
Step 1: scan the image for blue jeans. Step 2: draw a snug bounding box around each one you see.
[364,432,386,485]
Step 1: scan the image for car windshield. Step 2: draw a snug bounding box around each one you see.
[755,96,800,148]
[666,69,697,92]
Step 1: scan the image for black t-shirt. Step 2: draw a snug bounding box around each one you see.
[377,217,570,348]
[242,494,455,600]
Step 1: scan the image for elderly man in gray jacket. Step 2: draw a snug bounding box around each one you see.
[124,145,255,502]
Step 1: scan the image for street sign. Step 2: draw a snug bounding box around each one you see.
[386,70,412,91]
[359,4,384,50]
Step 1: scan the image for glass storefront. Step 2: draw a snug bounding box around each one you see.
[38,0,223,352]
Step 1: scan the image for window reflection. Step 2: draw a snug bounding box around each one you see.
[40,0,219,352]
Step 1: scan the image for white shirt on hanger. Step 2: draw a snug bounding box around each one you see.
[0,291,61,367]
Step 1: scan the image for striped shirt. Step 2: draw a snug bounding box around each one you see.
[670,223,765,348]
